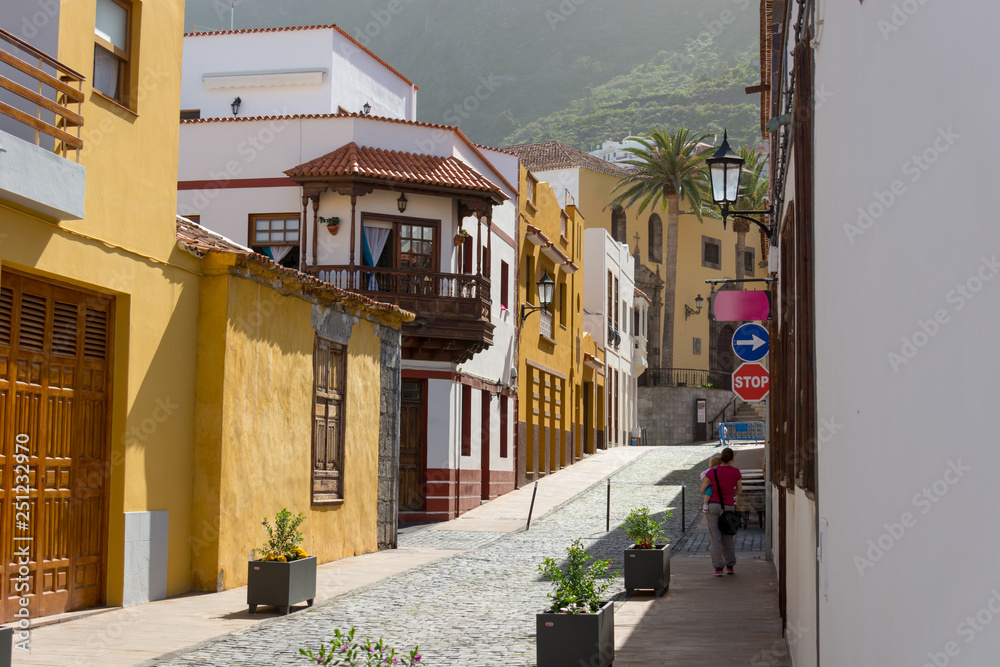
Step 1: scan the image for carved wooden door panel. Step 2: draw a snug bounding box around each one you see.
[398,380,424,512]
[0,271,112,623]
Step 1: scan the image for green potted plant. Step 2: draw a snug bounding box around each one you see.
[454,228,470,246]
[536,538,616,667]
[622,506,672,597]
[247,508,316,615]
[299,627,422,665]
[320,215,341,235]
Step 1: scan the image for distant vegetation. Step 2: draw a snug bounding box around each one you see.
[184,0,762,149]
[503,40,762,149]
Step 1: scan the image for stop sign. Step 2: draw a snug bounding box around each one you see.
[732,362,769,402]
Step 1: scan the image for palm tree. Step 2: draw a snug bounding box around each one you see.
[611,128,713,370]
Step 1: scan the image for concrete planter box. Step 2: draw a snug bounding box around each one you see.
[624,543,671,596]
[247,556,317,615]
[536,599,614,667]
[0,625,11,667]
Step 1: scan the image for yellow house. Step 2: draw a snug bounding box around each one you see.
[508,141,765,386]
[516,166,601,483]
[177,219,412,591]
[0,0,407,624]
[0,0,203,622]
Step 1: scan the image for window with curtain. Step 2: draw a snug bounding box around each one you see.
[94,0,131,105]
[249,213,300,268]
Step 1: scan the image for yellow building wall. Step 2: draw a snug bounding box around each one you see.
[518,167,589,478]
[57,0,186,257]
[0,0,198,606]
[191,255,386,590]
[575,167,764,372]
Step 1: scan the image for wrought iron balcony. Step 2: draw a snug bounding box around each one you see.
[637,368,733,390]
[310,265,493,363]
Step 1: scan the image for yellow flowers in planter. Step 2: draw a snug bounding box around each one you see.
[256,508,309,562]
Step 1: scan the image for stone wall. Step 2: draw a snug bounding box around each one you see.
[377,325,402,550]
[638,386,737,445]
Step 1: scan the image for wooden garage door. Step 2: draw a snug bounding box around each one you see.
[0,270,113,623]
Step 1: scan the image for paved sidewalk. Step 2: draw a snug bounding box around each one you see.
[11,444,786,666]
[11,446,647,667]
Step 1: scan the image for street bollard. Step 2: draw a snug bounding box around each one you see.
[606,478,611,532]
[681,482,686,533]
[526,481,539,531]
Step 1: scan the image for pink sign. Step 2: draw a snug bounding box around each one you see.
[713,290,770,322]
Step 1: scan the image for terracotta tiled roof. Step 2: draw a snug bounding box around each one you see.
[183,24,417,89]
[175,216,412,320]
[176,215,253,256]
[504,141,633,178]
[284,142,506,199]
[633,287,652,304]
[179,113,518,196]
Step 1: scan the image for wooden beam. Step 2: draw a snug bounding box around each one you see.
[0,48,84,103]
[0,99,81,150]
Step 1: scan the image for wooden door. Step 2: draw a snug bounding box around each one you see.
[398,379,425,512]
[0,270,113,623]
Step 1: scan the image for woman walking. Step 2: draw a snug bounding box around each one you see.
[700,446,742,576]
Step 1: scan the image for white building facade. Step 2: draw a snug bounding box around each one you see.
[763,1,1000,665]
[588,137,644,165]
[583,228,642,448]
[177,27,518,523]
[181,25,418,121]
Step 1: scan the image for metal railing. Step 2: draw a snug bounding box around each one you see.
[637,367,733,390]
[0,27,85,159]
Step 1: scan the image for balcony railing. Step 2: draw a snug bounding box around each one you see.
[0,27,85,158]
[638,368,733,390]
[311,265,491,321]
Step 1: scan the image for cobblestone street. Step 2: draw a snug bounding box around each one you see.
[145,445,742,666]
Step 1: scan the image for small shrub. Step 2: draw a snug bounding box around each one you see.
[258,508,307,562]
[538,538,615,614]
[622,506,669,550]
[299,627,422,666]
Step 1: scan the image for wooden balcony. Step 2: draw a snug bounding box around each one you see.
[311,265,494,363]
[0,27,85,158]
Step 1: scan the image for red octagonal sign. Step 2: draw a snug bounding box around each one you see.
[732,362,769,402]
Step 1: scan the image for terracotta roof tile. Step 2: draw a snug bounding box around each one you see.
[176,215,252,256]
[183,24,417,88]
[175,216,412,320]
[504,141,633,178]
[284,142,506,198]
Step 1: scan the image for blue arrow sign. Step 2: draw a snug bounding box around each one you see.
[732,323,769,362]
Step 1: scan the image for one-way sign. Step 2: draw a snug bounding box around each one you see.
[731,323,769,362]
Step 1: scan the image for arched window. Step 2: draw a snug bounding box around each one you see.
[648,213,663,263]
[611,205,627,244]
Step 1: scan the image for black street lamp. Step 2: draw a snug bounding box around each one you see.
[521,270,554,324]
[706,130,773,237]
[396,192,408,213]
[363,102,372,115]
[230,96,242,116]
[684,294,705,320]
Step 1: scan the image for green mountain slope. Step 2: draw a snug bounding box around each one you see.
[184,0,760,147]
[504,39,762,149]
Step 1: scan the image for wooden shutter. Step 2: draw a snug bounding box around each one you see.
[792,30,817,494]
[312,336,345,504]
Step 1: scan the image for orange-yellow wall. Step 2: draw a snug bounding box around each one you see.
[575,167,764,370]
[518,167,593,475]
[191,254,403,590]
